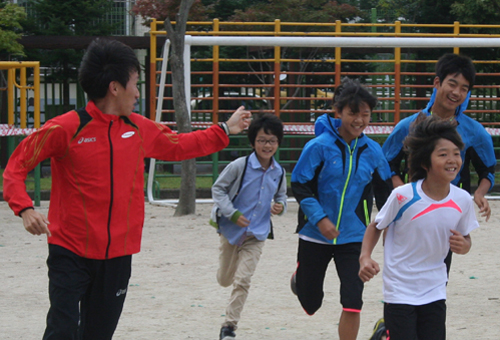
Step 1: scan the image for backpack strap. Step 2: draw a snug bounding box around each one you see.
[232,154,250,202]
[275,164,285,196]
[232,154,283,240]
[269,161,285,240]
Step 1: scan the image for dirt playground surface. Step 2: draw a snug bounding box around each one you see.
[1,200,499,339]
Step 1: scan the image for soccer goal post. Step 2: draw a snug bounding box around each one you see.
[147,36,500,206]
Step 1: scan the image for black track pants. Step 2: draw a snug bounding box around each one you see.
[43,244,132,340]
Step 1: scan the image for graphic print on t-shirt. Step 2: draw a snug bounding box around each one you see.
[411,200,462,220]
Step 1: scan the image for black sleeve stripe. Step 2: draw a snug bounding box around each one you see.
[291,161,324,204]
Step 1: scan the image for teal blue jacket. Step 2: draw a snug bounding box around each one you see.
[292,114,392,245]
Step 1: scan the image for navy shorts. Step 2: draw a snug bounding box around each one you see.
[295,238,363,315]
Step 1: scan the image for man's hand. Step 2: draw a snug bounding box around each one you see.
[317,217,339,240]
[359,255,380,283]
[271,202,283,215]
[20,209,51,237]
[225,106,252,134]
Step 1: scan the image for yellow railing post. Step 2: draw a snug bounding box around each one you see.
[213,18,220,123]
[274,19,281,117]
[150,18,158,121]
[454,21,460,54]
[34,63,40,128]
[394,21,401,124]
[20,67,27,129]
[335,20,342,91]
[7,68,14,126]
[3,62,40,128]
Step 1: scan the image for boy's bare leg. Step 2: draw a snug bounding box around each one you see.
[338,310,360,340]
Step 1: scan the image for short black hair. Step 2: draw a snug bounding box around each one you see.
[404,113,464,182]
[435,53,476,90]
[333,77,377,114]
[78,38,141,101]
[247,113,284,146]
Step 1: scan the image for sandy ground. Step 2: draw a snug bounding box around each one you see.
[1,200,500,340]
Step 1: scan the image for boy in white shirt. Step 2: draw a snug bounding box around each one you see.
[359,114,479,340]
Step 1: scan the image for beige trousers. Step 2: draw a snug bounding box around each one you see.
[217,234,265,329]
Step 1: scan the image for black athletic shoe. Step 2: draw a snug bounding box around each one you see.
[219,325,236,340]
[290,272,297,295]
[369,318,387,340]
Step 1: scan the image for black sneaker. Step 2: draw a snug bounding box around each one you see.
[219,325,236,340]
[369,318,387,340]
[290,272,297,295]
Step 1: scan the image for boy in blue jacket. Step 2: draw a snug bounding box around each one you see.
[291,78,393,340]
[383,53,494,222]
[211,114,287,340]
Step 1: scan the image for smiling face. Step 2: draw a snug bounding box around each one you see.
[337,101,371,144]
[253,128,279,168]
[432,73,470,118]
[426,138,463,184]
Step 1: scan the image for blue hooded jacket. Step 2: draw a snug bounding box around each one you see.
[291,114,392,245]
[383,89,496,193]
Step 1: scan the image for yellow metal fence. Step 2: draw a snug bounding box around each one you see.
[0,61,41,129]
[149,20,500,127]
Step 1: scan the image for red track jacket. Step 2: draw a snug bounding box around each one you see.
[3,101,229,259]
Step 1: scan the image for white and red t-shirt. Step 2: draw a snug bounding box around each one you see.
[375,179,479,305]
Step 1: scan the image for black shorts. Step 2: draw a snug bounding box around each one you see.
[384,300,446,340]
[295,238,363,315]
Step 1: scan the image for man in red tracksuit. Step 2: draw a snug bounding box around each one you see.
[3,38,251,340]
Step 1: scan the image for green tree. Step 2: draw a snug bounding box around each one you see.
[0,1,26,59]
[132,0,210,21]
[231,0,361,22]
[378,0,500,25]
[23,0,119,107]
[376,0,456,24]
[451,0,500,24]
[204,0,267,20]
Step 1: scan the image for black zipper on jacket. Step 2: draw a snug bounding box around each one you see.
[105,121,114,259]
